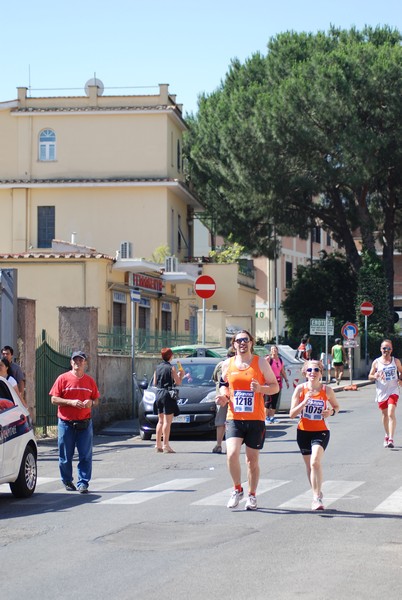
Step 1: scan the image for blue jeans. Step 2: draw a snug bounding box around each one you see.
[58,418,93,486]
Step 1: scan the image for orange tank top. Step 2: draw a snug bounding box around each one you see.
[297,383,329,431]
[226,355,266,421]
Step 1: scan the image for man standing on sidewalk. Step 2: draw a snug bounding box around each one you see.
[216,330,278,510]
[50,351,100,493]
[368,340,402,448]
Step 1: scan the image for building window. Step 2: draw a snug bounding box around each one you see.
[312,226,321,244]
[326,232,331,246]
[39,129,56,161]
[37,206,55,247]
[285,261,293,288]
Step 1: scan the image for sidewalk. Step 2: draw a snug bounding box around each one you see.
[98,379,374,437]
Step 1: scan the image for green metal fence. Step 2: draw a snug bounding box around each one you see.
[98,326,198,354]
[35,331,71,433]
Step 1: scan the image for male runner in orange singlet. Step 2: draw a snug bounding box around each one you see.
[216,330,278,510]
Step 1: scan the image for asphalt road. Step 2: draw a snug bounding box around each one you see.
[1,383,402,600]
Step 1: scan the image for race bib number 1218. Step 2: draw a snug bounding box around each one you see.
[233,390,254,413]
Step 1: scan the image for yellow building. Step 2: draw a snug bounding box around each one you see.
[0,81,258,345]
[0,82,202,341]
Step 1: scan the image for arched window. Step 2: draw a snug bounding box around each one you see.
[39,129,56,161]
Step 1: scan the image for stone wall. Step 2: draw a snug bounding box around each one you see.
[92,354,158,430]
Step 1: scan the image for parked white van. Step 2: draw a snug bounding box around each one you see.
[255,345,305,412]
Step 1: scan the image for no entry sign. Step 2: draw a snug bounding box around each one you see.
[360,301,374,317]
[195,275,216,299]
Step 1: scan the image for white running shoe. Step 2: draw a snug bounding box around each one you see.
[311,497,325,511]
[384,436,389,448]
[227,489,244,508]
[245,495,257,511]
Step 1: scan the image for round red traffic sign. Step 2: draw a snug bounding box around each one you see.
[194,275,216,299]
[341,322,359,339]
[360,301,374,317]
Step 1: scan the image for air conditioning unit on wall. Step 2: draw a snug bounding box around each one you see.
[120,241,132,259]
[165,256,178,272]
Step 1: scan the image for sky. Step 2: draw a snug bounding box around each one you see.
[1,0,402,116]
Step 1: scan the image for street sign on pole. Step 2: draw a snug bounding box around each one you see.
[195,275,216,345]
[194,275,216,299]
[360,301,374,317]
[310,318,334,336]
[341,322,359,339]
[343,339,359,348]
[130,289,141,303]
[360,302,373,372]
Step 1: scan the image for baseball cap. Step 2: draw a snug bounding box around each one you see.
[71,351,87,360]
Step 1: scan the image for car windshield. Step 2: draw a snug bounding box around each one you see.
[180,364,216,386]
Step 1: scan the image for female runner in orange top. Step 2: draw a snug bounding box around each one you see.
[290,360,340,510]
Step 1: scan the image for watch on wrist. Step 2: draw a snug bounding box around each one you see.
[331,408,336,416]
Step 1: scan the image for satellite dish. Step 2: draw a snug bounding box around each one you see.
[84,78,104,96]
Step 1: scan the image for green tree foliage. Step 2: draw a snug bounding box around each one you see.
[281,253,357,341]
[185,26,402,330]
[356,249,391,335]
[150,245,170,264]
[208,241,244,263]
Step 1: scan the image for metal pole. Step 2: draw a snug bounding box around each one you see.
[131,298,136,418]
[349,347,353,385]
[325,311,330,383]
[275,287,279,345]
[202,298,206,345]
[365,315,368,372]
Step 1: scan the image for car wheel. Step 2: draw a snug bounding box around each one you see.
[9,445,37,498]
[140,429,152,441]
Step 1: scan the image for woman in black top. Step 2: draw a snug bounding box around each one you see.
[153,347,183,453]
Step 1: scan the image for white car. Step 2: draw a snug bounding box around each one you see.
[0,376,37,497]
[255,345,305,412]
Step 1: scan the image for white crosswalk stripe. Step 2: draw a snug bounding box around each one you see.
[36,477,59,486]
[373,487,402,513]
[193,478,290,506]
[278,480,365,510]
[34,477,132,490]
[6,476,402,514]
[99,478,209,505]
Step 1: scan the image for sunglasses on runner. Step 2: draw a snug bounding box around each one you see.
[306,367,320,373]
[235,337,250,344]
[381,347,391,351]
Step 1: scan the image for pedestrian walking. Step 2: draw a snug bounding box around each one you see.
[331,338,347,385]
[264,345,289,424]
[1,345,25,396]
[211,347,235,454]
[50,351,100,493]
[289,359,339,511]
[216,330,279,510]
[368,339,402,448]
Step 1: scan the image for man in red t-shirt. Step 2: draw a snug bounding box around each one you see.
[50,351,99,493]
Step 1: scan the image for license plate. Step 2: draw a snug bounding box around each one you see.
[173,415,190,423]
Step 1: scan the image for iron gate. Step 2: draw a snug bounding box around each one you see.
[35,331,71,432]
